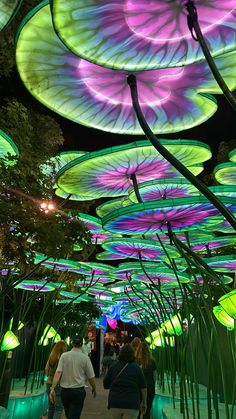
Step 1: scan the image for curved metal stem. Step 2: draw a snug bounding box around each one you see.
[185,0,236,112]
[130,173,143,203]
[127,74,236,231]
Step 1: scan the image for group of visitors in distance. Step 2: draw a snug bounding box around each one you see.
[43,335,156,419]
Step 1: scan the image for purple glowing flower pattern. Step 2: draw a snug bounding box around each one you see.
[16,4,236,135]
[102,197,236,235]
[190,235,236,252]
[51,0,236,70]
[57,140,208,199]
[128,179,201,203]
[101,238,179,261]
[133,269,190,284]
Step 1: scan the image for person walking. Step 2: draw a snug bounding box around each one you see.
[103,344,147,419]
[45,340,67,419]
[135,342,157,419]
[82,336,92,357]
[49,335,96,419]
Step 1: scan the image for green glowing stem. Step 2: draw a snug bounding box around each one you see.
[127,74,236,231]
[185,0,236,113]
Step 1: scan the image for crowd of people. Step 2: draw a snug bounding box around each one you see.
[44,335,156,419]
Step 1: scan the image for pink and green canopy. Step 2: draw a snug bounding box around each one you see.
[51,0,236,71]
[214,163,236,185]
[57,140,209,199]
[204,255,236,272]
[0,129,19,164]
[102,196,236,235]
[132,269,190,285]
[188,235,236,253]
[16,3,236,135]
[101,238,179,261]
[33,253,81,272]
[76,212,121,243]
[96,251,128,261]
[15,280,55,292]
[128,179,202,202]
[96,197,131,218]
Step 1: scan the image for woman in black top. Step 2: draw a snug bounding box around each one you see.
[103,344,147,419]
[135,342,157,419]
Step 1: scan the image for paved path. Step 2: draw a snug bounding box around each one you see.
[63,378,111,419]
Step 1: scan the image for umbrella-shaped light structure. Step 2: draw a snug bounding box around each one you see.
[15,3,236,135]
[0,0,23,31]
[56,140,210,199]
[51,0,236,71]
[102,196,236,235]
[229,148,236,163]
[0,129,19,165]
[203,255,236,272]
[100,237,179,261]
[75,212,121,244]
[14,280,55,292]
[128,179,202,203]
[41,150,94,201]
[132,269,190,285]
[214,162,236,185]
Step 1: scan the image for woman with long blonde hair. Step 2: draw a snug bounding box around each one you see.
[45,340,67,419]
[135,342,156,419]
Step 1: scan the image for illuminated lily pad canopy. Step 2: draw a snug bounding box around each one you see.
[57,140,210,199]
[102,196,236,235]
[214,162,236,185]
[41,150,92,200]
[189,235,236,253]
[16,3,236,135]
[51,0,236,71]
[0,0,23,31]
[96,197,131,218]
[33,253,81,272]
[128,179,202,203]
[229,148,236,163]
[41,150,86,177]
[96,251,127,261]
[101,238,179,261]
[204,255,236,272]
[15,280,55,292]
[132,269,190,285]
[0,129,19,164]
[76,212,120,243]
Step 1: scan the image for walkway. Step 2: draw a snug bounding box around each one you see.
[62,377,111,419]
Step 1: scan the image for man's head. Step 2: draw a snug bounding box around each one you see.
[72,335,83,347]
